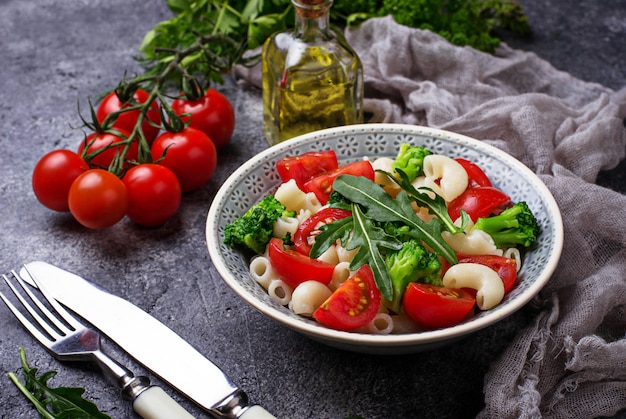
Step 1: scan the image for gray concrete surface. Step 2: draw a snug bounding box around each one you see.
[0,0,624,418]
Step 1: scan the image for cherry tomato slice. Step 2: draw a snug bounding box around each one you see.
[276,150,339,190]
[402,283,476,329]
[267,238,335,289]
[304,160,375,204]
[447,186,510,222]
[293,208,352,256]
[455,158,492,187]
[313,265,381,331]
[457,254,517,293]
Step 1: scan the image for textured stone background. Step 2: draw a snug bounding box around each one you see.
[0,0,624,418]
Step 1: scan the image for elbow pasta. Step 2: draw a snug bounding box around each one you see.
[289,281,333,317]
[273,216,299,239]
[268,279,293,306]
[274,179,306,212]
[249,256,276,290]
[442,263,505,310]
[362,313,394,335]
[423,154,468,202]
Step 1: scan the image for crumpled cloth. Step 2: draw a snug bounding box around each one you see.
[236,15,626,418]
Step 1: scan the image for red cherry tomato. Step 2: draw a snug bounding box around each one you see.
[455,158,492,187]
[447,186,510,222]
[151,127,217,193]
[457,254,517,293]
[68,169,128,229]
[293,208,352,256]
[32,150,88,212]
[267,238,335,289]
[122,164,182,227]
[171,89,235,149]
[276,150,339,190]
[313,265,381,331]
[96,89,161,145]
[77,129,137,170]
[304,160,375,204]
[402,283,476,329]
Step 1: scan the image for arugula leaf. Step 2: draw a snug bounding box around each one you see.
[332,175,458,265]
[383,169,467,234]
[310,174,459,300]
[348,204,402,300]
[8,347,111,419]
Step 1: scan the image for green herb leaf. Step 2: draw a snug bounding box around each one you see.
[384,169,467,234]
[348,204,402,300]
[8,347,111,419]
[332,175,458,265]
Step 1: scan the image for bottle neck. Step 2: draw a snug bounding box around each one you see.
[292,0,332,36]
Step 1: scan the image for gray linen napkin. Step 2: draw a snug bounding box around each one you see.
[236,15,626,418]
[343,16,626,418]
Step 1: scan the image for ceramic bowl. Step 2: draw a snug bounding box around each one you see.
[206,124,563,354]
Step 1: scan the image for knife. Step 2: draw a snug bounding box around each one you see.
[19,261,276,419]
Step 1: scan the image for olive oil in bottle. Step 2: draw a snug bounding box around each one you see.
[262,0,364,145]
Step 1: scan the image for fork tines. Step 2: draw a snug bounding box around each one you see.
[0,269,79,347]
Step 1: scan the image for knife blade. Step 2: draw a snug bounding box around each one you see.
[20,261,275,419]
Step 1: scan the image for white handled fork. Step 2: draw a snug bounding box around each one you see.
[0,268,196,419]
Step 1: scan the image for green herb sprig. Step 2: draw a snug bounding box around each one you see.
[8,347,111,419]
[310,174,457,301]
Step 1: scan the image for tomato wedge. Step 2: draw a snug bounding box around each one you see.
[276,150,338,190]
[455,158,492,187]
[267,238,335,289]
[447,186,510,222]
[304,160,375,204]
[293,208,352,255]
[402,283,476,329]
[313,265,381,331]
[457,254,517,293]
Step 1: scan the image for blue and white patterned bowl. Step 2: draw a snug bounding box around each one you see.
[206,124,563,354]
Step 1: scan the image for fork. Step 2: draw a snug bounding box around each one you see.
[0,268,195,419]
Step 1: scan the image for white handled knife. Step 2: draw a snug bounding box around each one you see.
[19,261,275,419]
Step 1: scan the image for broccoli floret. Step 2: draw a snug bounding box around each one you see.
[384,239,442,313]
[224,195,296,254]
[391,144,433,182]
[472,201,540,248]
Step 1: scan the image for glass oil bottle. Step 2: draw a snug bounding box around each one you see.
[261,0,364,145]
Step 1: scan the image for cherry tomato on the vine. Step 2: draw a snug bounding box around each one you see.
[171,88,235,149]
[77,129,138,170]
[151,127,217,193]
[68,169,128,229]
[32,149,88,212]
[96,89,162,145]
[123,164,182,227]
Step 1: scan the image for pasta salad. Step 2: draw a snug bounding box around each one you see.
[224,144,540,333]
